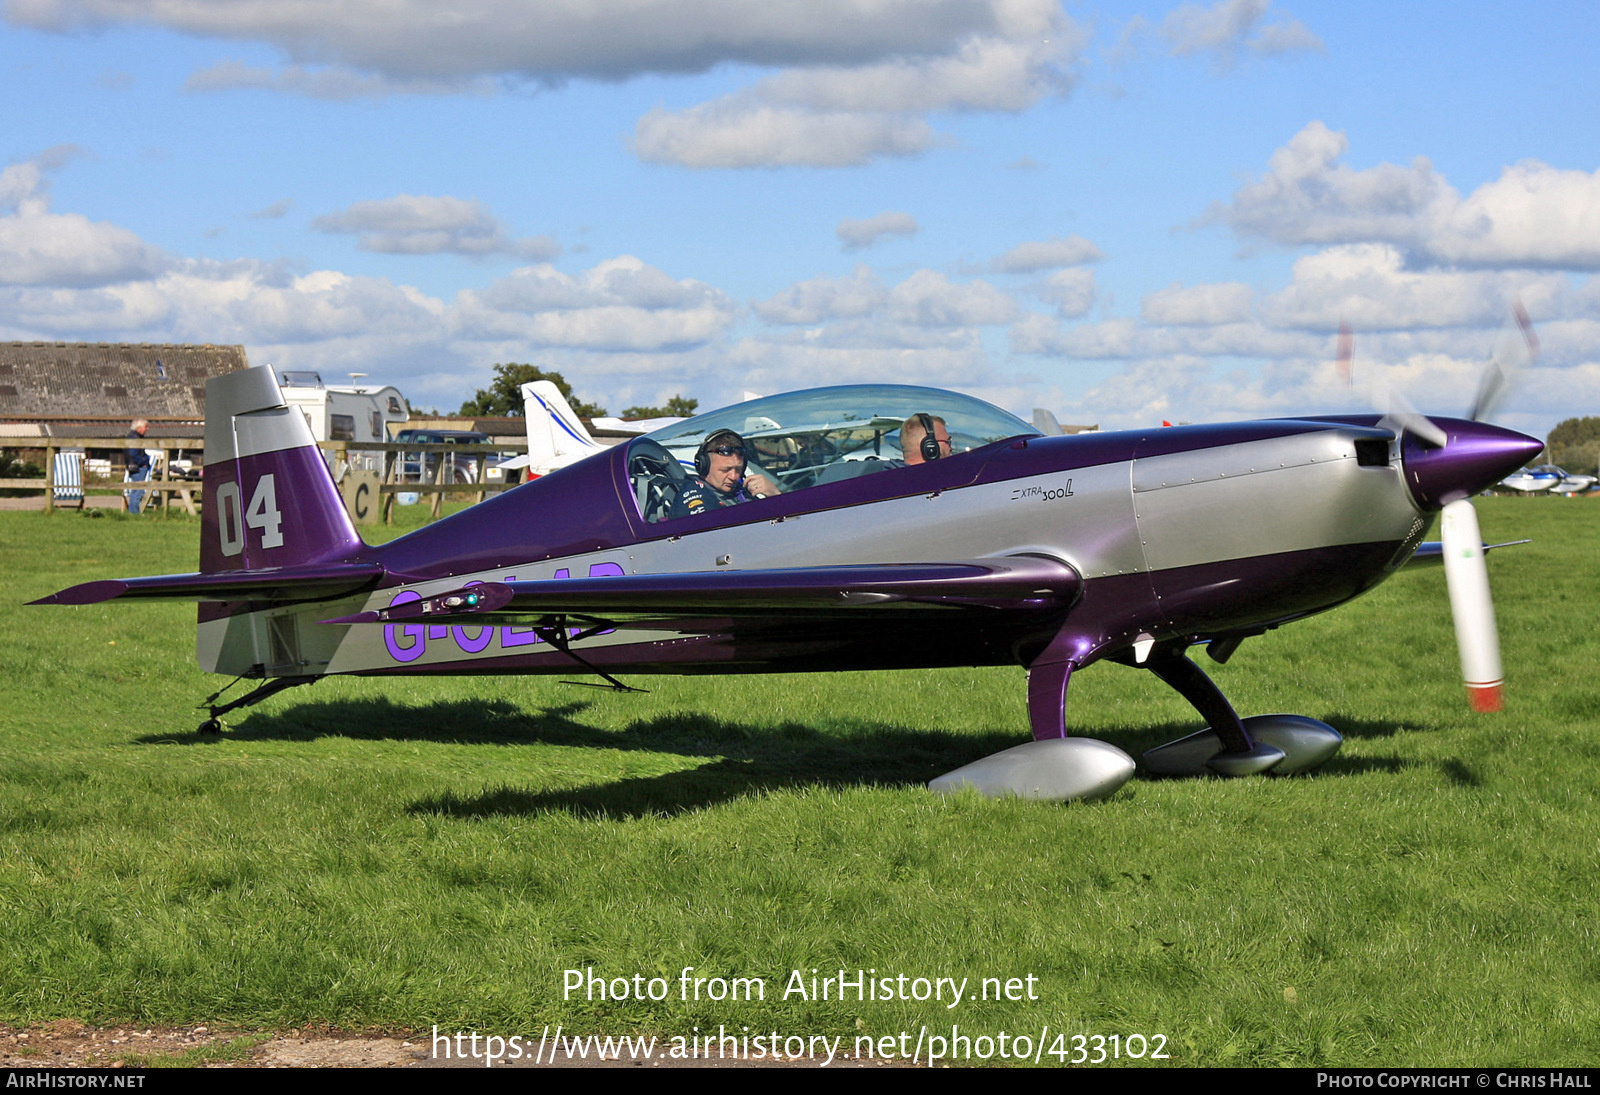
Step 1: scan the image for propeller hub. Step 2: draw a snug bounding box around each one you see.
[1401,419,1544,510]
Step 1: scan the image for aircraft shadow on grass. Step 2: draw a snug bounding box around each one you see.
[1312,712,1432,740]
[134,694,1031,817]
[131,696,1432,819]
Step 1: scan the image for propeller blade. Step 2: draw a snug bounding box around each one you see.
[1468,300,1539,422]
[1335,319,1353,386]
[1440,498,1503,712]
[1340,323,1449,446]
[1373,375,1449,447]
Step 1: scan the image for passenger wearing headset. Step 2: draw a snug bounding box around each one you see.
[668,429,782,518]
[897,413,951,466]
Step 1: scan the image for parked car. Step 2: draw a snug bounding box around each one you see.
[394,429,493,484]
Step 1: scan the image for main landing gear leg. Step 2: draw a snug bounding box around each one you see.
[928,645,1135,802]
[1141,646,1341,777]
[1027,660,1073,741]
[196,675,313,736]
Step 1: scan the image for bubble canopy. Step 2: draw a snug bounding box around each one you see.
[628,385,1040,518]
[651,385,1034,458]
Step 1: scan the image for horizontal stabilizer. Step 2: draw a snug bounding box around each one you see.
[322,558,1081,625]
[33,562,389,606]
[1406,539,1529,569]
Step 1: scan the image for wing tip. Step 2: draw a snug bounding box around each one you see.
[30,580,128,606]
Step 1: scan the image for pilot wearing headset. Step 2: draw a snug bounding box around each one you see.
[669,429,781,518]
[897,413,951,466]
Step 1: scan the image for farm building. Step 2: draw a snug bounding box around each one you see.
[0,342,249,441]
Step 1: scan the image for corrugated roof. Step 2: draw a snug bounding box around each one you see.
[0,342,249,420]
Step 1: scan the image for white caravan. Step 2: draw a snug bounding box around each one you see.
[276,370,409,475]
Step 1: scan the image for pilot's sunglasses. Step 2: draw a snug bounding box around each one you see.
[709,445,746,457]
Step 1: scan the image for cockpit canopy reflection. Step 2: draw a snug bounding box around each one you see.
[627,384,1039,522]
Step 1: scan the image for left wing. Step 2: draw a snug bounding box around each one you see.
[322,558,1081,626]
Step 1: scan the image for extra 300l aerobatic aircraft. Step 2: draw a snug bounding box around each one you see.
[35,365,1541,801]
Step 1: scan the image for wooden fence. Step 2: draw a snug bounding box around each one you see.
[0,438,529,524]
[330,440,524,523]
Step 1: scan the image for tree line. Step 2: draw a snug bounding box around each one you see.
[457,363,696,421]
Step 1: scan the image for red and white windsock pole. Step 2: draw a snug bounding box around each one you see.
[1440,498,1503,712]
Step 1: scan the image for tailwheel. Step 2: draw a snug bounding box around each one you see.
[195,675,313,738]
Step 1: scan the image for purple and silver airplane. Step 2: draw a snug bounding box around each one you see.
[34,366,1541,801]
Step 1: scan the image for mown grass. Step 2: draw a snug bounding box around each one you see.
[118,1033,272,1068]
[1,498,1597,1065]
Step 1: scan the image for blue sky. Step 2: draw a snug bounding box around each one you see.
[3,0,1598,440]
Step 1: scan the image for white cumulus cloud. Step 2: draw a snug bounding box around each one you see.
[1427,161,1600,268]
[15,0,1085,170]
[992,235,1104,273]
[1207,122,1453,247]
[630,1,1083,168]
[313,195,559,260]
[722,336,998,393]
[633,102,943,169]
[1036,268,1097,317]
[183,59,497,99]
[10,0,1038,83]
[756,29,1074,114]
[753,266,888,325]
[887,269,1017,327]
[1257,244,1566,331]
[250,198,293,220]
[1158,0,1323,67]
[1209,122,1600,269]
[836,212,920,251]
[1142,281,1254,325]
[0,153,164,287]
[460,256,734,351]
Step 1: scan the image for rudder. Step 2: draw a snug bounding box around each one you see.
[201,366,366,574]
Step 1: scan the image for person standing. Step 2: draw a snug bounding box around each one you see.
[125,418,153,514]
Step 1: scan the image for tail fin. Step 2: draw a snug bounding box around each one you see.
[521,379,603,476]
[201,366,365,573]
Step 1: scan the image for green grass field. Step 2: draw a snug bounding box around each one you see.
[1,497,1597,1066]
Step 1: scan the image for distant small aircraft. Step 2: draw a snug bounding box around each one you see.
[1498,464,1597,495]
[35,365,1540,802]
[494,381,692,482]
[1031,408,1097,436]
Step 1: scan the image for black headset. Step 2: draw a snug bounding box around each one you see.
[695,429,747,478]
[915,413,943,461]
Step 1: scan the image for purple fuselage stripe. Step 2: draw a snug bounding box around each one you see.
[372,454,635,579]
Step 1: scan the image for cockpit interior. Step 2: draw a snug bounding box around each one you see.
[626,384,1039,523]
